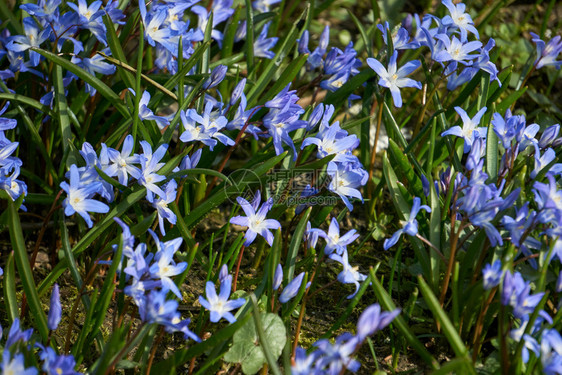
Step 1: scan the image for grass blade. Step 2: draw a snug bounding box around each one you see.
[417,275,471,361]
[3,252,18,322]
[369,269,440,370]
[7,199,49,341]
[31,48,130,118]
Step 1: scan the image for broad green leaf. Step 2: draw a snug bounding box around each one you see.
[225,307,285,374]
[151,315,251,373]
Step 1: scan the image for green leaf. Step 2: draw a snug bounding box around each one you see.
[180,152,288,229]
[261,54,309,102]
[224,306,285,375]
[98,52,177,101]
[247,6,308,106]
[0,93,54,115]
[382,153,411,216]
[347,9,373,57]
[284,207,311,282]
[3,252,18,322]
[245,0,256,76]
[31,48,130,118]
[324,68,375,109]
[417,275,471,361]
[103,13,136,89]
[54,64,78,167]
[387,139,424,199]
[428,178,442,288]
[369,269,440,370]
[486,117,498,183]
[7,198,49,341]
[0,1,22,34]
[151,314,251,373]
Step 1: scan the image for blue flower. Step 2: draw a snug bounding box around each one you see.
[327,161,368,212]
[263,84,307,158]
[130,89,170,129]
[139,289,180,326]
[531,145,562,179]
[103,135,142,185]
[39,346,80,375]
[48,283,62,330]
[179,102,234,150]
[491,111,522,149]
[279,272,305,303]
[6,319,33,348]
[383,196,431,250]
[441,0,479,41]
[482,260,503,290]
[203,65,227,89]
[1,350,37,375]
[441,106,487,153]
[367,51,421,108]
[229,191,281,246]
[199,275,245,323]
[5,18,51,66]
[539,124,560,148]
[510,323,540,364]
[292,347,317,375]
[67,0,108,45]
[314,333,361,374]
[20,0,61,22]
[530,32,562,69]
[377,22,419,50]
[254,22,278,59]
[272,264,283,291]
[149,237,187,299]
[329,249,367,299]
[434,35,482,65]
[317,217,359,255]
[60,164,109,228]
[356,303,400,341]
[301,121,359,163]
[299,26,330,69]
[151,180,178,236]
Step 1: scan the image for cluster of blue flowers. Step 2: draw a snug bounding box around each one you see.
[299,26,362,97]
[2,0,562,371]
[0,102,26,206]
[59,136,187,233]
[376,3,562,367]
[292,303,400,374]
[365,0,499,107]
[0,285,81,374]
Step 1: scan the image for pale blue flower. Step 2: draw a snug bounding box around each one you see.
[367,51,421,108]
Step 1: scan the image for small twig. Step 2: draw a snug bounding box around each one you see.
[232,245,246,292]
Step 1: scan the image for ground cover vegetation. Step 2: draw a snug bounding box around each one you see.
[0,0,561,373]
